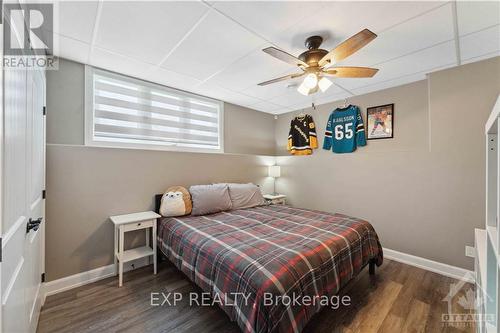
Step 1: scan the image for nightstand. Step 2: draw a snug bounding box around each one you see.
[263,194,287,205]
[110,211,161,287]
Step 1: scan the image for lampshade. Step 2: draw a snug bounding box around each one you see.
[297,82,310,96]
[268,165,281,178]
[303,73,318,89]
[318,77,333,92]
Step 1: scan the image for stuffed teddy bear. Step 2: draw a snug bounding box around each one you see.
[159,186,192,217]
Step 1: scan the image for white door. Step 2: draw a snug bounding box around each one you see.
[25,68,46,333]
[1,50,46,333]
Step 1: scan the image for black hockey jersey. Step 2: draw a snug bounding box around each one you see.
[287,114,318,155]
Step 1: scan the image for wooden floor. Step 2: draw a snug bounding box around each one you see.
[38,259,475,333]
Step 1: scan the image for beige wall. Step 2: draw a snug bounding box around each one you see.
[46,58,276,155]
[275,57,500,270]
[45,58,276,280]
[46,145,274,280]
[46,57,499,280]
[224,103,276,155]
[47,59,85,145]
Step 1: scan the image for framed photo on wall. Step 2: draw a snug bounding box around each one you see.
[367,104,394,140]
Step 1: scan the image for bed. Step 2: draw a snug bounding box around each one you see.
[155,196,383,333]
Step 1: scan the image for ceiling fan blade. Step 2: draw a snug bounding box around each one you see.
[318,29,377,67]
[257,72,305,86]
[263,47,308,68]
[323,67,378,78]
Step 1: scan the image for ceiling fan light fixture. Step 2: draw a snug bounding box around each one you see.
[297,82,311,96]
[324,56,335,69]
[303,73,318,89]
[257,29,379,97]
[318,77,333,92]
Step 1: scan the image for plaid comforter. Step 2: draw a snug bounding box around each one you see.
[158,205,383,333]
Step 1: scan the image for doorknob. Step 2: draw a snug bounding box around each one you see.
[27,217,42,233]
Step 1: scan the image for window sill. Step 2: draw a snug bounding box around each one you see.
[84,140,224,154]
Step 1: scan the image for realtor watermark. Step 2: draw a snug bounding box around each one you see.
[2,2,58,69]
[263,293,351,309]
[151,292,252,308]
[151,292,351,310]
[441,271,495,328]
[442,313,495,326]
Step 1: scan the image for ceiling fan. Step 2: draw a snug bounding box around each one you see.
[258,29,379,96]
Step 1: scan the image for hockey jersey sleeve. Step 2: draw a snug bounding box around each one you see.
[287,120,293,151]
[308,116,318,149]
[355,107,366,147]
[323,113,333,150]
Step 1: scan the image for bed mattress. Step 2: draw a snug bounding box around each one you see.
[157,204,383,333]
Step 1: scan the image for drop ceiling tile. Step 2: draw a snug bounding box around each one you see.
[319,83,349,98]
[209,48,298,91]
[192,82,262,107]
[336,41,456,90]
[268,92,314,109]
[223,94,263,108]
[242,73,304,100]
[281,91,352,114]
[457,1,500,36]
[161,10,264,81]
[211,1,326,42]
[55,1,99,43]
[95,1,208,65]
[462,51,500,65]
[143,67,202,92]
[273,1,447,56]
[251,101,290,114]
[342,3,454,67]
[89,47,156,81]
[45,1,497,116]
[460,25,500,63]
[313,92,352,109]
[54,34,90,64]
[350,72,428,96]
[284,89,351,113]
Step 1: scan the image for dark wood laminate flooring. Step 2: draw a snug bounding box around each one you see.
[38,259,475,333]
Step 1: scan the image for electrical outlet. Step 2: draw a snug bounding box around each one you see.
[465,246,475,258]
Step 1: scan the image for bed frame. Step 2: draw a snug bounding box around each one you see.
[153,194,376,274]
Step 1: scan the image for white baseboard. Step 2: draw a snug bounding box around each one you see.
[43,257,150,298]
[42,249,474,299]
[383,248,474,283]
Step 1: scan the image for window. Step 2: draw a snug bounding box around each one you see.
[85,66,223,152]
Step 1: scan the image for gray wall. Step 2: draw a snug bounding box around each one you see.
[46,58,276,280]
[47,59,85,145]
[46,57,499,280]
[275,57,500,270]
[46,58,276,155]
[46,145,275,280]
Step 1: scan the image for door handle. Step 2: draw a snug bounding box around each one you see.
[27,217,42,233]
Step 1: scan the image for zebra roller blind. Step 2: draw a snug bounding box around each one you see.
[85,67,223,152]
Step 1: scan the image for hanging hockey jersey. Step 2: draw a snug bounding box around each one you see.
[323,105,366,153]
[287,114,318,155]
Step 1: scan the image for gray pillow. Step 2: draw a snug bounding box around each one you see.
[189,184,232,216]
[227,183,265,210]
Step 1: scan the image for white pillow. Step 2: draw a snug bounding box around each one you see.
[227,183,265,210]
[189,184,232,216]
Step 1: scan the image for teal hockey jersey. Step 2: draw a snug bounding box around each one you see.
[323,105,366,153]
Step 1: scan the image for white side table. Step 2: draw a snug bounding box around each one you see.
[110,211,161,287]
[263,194,287,205]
